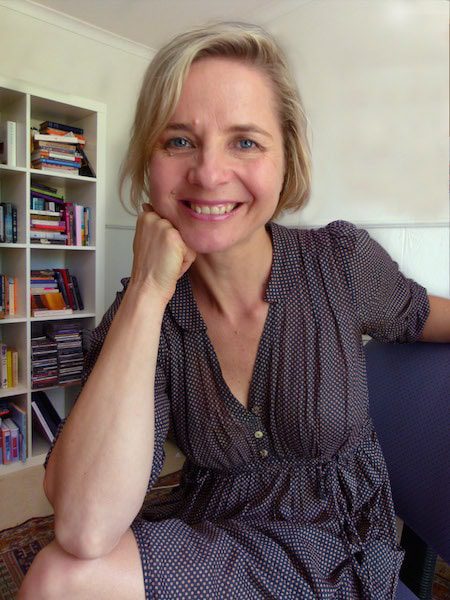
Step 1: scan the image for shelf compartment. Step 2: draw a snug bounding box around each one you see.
[31,384,79,459]
[0,320,27,388]
[0,88,27,169]
[30,172,96,247]
[0,168,26,244]
[30,95,98,179]
[30,248,95,315]
[0,391,27,468]
[0,247,27,320]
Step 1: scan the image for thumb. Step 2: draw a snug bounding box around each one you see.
[180,247,197,278]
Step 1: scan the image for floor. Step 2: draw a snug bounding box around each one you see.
[0,440,186,531]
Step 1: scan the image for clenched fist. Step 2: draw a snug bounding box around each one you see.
[130,204,197,302]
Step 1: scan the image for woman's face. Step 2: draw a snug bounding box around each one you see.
[148,56,285,255]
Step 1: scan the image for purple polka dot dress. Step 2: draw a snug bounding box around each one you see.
[45,220,430,599]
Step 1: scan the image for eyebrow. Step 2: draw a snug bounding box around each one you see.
[165,122,273,139]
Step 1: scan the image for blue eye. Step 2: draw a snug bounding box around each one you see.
[239,139,256,149]
[166,137,191,149]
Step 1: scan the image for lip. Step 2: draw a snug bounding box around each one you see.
[180,200,242,221]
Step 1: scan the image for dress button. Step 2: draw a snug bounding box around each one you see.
[259,449,269,458]
[251,405,261,416]
[254,430,264,439]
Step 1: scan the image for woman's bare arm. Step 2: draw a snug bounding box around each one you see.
[43,208,196,560]
[419,295,450,342]
[44,283,166,560]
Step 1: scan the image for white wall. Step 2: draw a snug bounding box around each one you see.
[268,0,449,297]
[0,0,448,308]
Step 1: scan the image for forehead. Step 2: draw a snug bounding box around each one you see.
[171,57,281,129]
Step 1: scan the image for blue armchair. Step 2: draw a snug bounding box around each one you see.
[364,340,450,600]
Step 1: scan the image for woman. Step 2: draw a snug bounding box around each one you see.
[19,21,450,600]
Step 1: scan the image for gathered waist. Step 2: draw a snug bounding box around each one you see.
[184,417,376,481]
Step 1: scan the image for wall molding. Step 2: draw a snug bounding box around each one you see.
[0,0,154,59]
[106,220,450,232]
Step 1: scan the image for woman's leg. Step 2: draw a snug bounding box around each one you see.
[17,527,146,600]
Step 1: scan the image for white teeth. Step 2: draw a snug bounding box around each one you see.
[189,203,237,215]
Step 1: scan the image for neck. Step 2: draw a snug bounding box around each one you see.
[188,225,273,319]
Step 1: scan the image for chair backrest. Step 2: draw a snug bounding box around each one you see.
[364,340,450,563]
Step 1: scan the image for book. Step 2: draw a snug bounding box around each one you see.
[32,391,61,439]
[3,418,19,462]
[30,231,67,241]
[30,187,64,201]
[71,275,84,310]
[9,403,26,463]
[30,210,62,217]
[30,181,58,194]
[11,349,18,387]
[0,204,4,242]
[0,121,16,166]
[1,420,11,464]
[40,121,84,135]
[1,203,14,243]
[0,343,7,388]
[54,268,76,309]
[12,206,17,243]
[40,126,85,141]
[32,308,73,318]
[32,131,84,145]
[77,144,96,178]
[31,401,54,443]
[6,349,12,387]
[32,157,81,168]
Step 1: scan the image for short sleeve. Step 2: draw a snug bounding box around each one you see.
[327,220,430,343]
[44,277,171,494]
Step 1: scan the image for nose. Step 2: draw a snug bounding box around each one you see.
[186,145,231,190]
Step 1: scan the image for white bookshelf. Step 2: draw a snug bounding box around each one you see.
[0,77,105,475]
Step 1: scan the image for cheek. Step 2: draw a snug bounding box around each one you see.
[248,161,284,197]
[148,159,178,202]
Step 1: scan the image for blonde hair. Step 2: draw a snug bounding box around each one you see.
[119,21,312,219]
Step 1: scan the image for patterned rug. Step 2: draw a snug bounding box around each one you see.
[0,471,182,600]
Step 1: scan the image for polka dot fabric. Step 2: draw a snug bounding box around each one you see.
[45,220,430,599]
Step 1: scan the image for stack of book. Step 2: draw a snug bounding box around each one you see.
[31,336,58,389]
[30,183,66,245]
[30,267,84,317]
[44,321,84,385]
[0,343,18,388]
[31,269,72,317]
[0,274,17,318]
[31,121,85,176]
[0,400,26,464]
[31,391,62,444]
[30,182,91,246]
[0,202,18,243]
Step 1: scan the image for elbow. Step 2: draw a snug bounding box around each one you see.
[54,517,119,560]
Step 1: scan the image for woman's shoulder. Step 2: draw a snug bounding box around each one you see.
[272,219,361,254]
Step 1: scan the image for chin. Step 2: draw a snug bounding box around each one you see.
[180,229,238,255]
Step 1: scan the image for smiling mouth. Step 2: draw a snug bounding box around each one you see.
[183,202,240,215]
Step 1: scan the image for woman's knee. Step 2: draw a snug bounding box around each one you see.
[18,538,90,600]
[18,528,145,600]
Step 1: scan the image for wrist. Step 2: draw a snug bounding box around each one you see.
[124,279,171,311]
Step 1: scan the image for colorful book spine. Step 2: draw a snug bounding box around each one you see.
[1,420,11,464]
[0,343,7,388]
